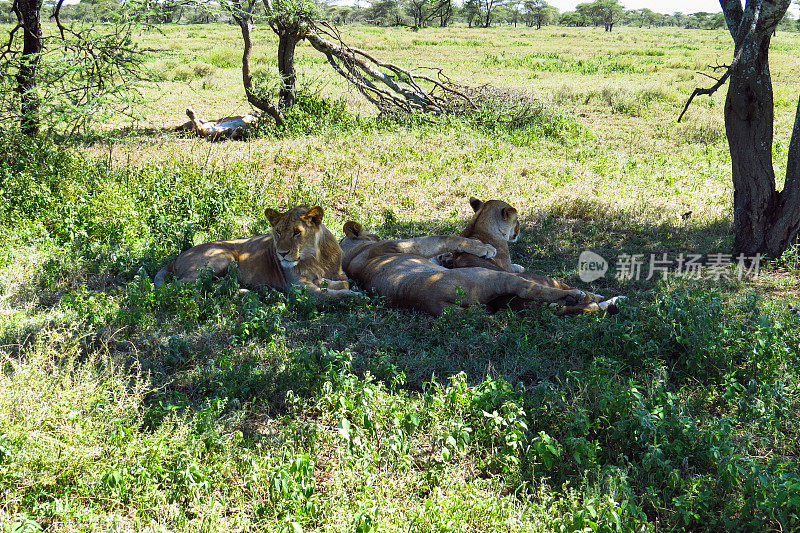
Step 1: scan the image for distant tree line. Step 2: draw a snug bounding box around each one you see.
[28,0,800,31]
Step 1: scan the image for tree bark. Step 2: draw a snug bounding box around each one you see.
[15,0,43,136]
[277,32,300,109]
[720,0,800,256]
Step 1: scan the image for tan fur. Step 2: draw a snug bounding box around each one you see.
[451,197,615,315]
[154,206,357,301]
[456,197,522,272]
[340,221,599,316]
[182,107,257,141]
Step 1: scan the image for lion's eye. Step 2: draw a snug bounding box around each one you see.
[274,230,281,238]
[293,230,301,238]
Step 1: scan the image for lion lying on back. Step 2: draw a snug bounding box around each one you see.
[445,197,623,314]
[155,205,358,301]
[340,221,601,316]
[175,107,257,141]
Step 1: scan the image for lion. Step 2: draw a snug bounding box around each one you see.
[154,205,358,301]
[176,107,257,141]
[444,197,623,314]
[340,221,602,316]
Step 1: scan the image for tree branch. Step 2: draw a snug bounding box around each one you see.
[49,0,67,40]
[0,22,22,63]
[678,50,740,123]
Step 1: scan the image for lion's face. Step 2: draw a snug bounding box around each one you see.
[265,205,325,268]
[469,197,520,242]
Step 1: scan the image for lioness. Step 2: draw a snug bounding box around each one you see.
[447,197,622,314]
[340,221,599,316]
[154,206,358,300]
[177,107,257,141]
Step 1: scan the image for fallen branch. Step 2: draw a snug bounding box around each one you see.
[305,22,475,115]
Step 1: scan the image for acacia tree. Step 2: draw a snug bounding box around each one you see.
[365,0,405,26]
[595,0,624,31]
[222,0,283,124]
[2,0,148,135]
[463,0,480,27]
[479,0,505,27]
[681,0,800,256]
[405,0,451,28]
[523,0,557,29]
[436,0,452,27]
[220,0,474,125]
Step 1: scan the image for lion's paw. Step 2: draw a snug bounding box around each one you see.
[598,295,626,314]
[432,252,454,267]
[567,289,589,303]
[476,244,497,259]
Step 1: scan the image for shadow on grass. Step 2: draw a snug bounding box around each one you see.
[3,199,740,419]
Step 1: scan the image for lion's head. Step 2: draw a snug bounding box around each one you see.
[265,205,326,269]
[467,197,519,243]
[340,221,381,256]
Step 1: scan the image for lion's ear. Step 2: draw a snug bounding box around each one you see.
[265,208,282,227]
[502,206,517,221]
[469,197,483,212]
[343,221,362,239]
[302,206,324,226]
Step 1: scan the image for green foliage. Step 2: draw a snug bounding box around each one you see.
[0,2,152,136]
[266,0,320,29]
[202,48,241,69]
[270,92,363,137]
[2,28,800,526]
[464,93,583,144]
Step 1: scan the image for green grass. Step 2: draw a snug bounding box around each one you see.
[2,23,800,532]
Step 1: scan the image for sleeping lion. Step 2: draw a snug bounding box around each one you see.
[340,221,601,316]
[176,107,257,141]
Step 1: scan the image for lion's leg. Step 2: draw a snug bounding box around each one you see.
[314,278,350,291]
[517,271,571,290]
[186,107,212,138]
[518,272,604,302]
[464,269,589,305]
[553,302,601,316]
[300,282,361,301]
[553,296,624,316]
[392,236,497,260]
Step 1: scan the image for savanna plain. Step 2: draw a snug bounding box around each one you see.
[1,23,800,532]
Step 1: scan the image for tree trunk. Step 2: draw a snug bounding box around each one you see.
[277,32,300,109]
[721,0,800,256]
[233,11,284,126]
[16,0,43,136]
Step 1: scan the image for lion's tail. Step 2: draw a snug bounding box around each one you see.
[154,262,174,288]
